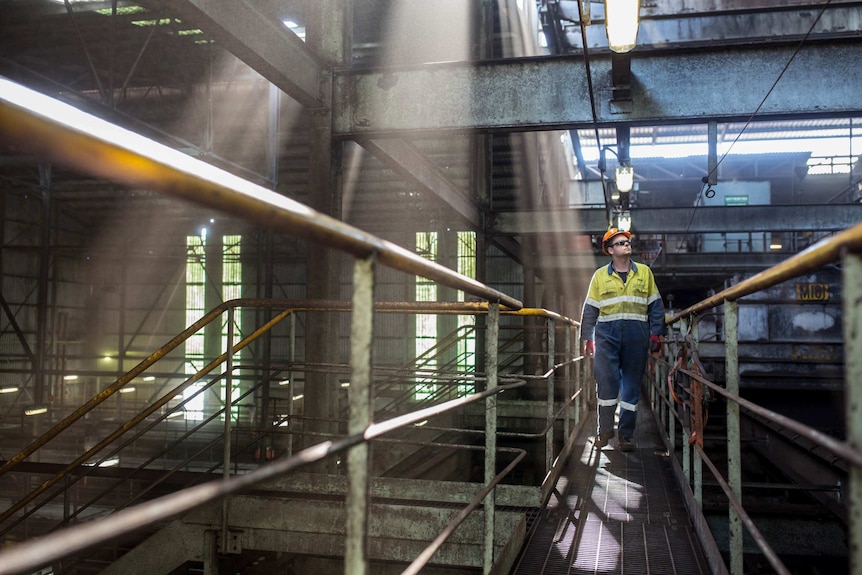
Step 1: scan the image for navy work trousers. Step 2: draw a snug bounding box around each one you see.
[594,319,650,440]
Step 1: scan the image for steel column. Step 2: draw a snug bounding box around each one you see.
[564,325,572,438]
[546,318,555,472]
[35,164,52,408]
[483,303,499,575]
[287,312,296,457]
[843,252,862,575]
[346,256,375,575]
[725,300,742,574]
[204,530,217,575]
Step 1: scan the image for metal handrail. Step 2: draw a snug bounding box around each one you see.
[0,381,525,575]
[1,371,230,537]
[0,306,294,525]
[669,219,862,322]
[678,366,862,467]
[0,78,521,310]
[402,446,527,575]
[0,301,300,476]
[650,359,812,575]
[660,221,862,574]
[1,301,579,544]
[0,300,551,480]
[694,443,790,575]
[51,369,273,532]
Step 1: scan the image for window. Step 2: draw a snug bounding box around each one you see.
[414,232,437,400]
[184,231,207,420]
[413,231,477,399]
[183,231,243,421]
[456,231,477,393]
[221,234,242,421]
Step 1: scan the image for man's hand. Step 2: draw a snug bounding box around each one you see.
[584,340,594,357]
[649,334,662,354]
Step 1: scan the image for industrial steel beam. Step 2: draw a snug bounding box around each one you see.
[494,204,862,235]
[539,251,787,272]
[332,43,862,136]
[356,138,480,228]
[162,0,326,108]
[554,2,862,52]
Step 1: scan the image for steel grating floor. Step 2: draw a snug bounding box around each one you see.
[511,400,710,575]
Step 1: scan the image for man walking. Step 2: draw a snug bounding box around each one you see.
[580,228,666,452]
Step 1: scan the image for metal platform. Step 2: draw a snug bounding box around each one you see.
[511,401,710,575]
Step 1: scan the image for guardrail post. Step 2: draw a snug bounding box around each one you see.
[484,302,499,575]
[564,324,572,438]
[346,256,375,575]
[692,317,704,510]
[574,325,582,424]
[546,318,555,473]
[843,251,862,575]
[663,359,676,458]
[725,299,742,574]
[674,323,689,489]
[287,311,296,457]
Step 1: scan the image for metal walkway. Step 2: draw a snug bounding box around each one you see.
[511,399,710,575]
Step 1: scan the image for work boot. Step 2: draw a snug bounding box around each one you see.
[618,437,634,452]
[594,430,615,448]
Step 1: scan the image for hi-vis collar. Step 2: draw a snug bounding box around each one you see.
[605,261,639,275]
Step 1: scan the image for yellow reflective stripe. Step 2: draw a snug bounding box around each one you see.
[598,295,649,308]
[599,305,648,316]
[620,400,638,412]
[597,313,648,322]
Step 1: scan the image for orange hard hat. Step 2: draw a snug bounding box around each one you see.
[602,228,632,255]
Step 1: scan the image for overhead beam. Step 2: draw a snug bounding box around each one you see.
[333,43,862,136]
[556,2,862,51]
[161,0,326,108]
[540,251,788,273]
[356,138,480,228]
[494,204,862,235]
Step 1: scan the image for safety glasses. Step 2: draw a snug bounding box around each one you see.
[609,239,632,248]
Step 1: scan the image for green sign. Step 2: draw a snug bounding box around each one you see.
[724,195,749,206]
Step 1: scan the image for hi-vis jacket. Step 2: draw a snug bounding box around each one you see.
[581,261,666,341]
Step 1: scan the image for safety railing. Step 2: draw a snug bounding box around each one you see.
[0,75,594,575]
[649,220,862,575]
[0,77,521,574]
[0,300,587,574]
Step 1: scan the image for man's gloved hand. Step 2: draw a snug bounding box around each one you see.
[649,334,662,354]
[584,340,594,357]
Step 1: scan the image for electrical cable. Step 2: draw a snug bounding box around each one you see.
[679,0,835,243]
[575,0,612,227]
